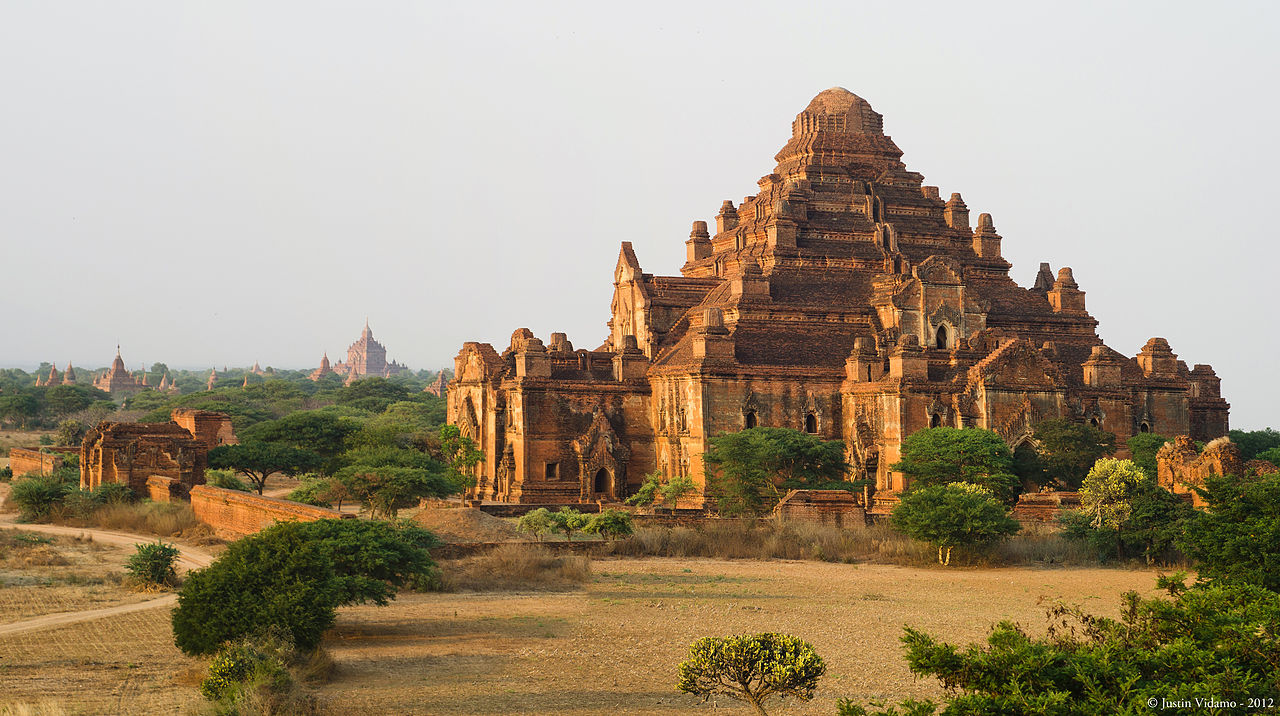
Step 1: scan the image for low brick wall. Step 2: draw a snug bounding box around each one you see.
[9,447,77,477]
[145,475,186,503]
[774,490,866,527]
[1011,491,1080,523]
[190,484,352,538]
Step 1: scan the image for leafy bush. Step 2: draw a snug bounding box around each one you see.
[890,428,1020,504]
[207,468,252,492]
[704,428,850,516]
[516,508,556,541]
[126,540,181,588]
[677,632,826,715]
[547,507,590,541]
[0,465,12,482]
[890,483,1020,565]
[1126,432,1172,478]
[8,476,74,520]
[172,519,438,655]
[200,627,296,702]
[1182,471,1280,591]
[1060,481,1192,565]
[836,576,1280,715]
[584,508,633,539]
[624,471,661,507]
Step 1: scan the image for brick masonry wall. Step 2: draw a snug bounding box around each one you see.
[189,485,352,538]
[8,447,76,477]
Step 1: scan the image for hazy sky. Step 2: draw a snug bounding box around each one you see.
[2,2,1276,428]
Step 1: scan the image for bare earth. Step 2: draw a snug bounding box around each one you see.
[320,557,1162,715]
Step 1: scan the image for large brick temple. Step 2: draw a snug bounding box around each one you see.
[447,88,1229,505]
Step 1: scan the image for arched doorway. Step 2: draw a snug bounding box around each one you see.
[593,468,610,497]
[935,324,949,350]
[1139,422,1150,434]
[745,410,757,429]
[930,413,942,428]
[804,413,817,434]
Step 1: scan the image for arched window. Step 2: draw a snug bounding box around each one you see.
[804,413,817,434]
[930,413,942,428]
[1089,417,1099,428]
[935,324,949,350]
[1139,422,1150,434]
[744,410,757,429]
[593,468,610,495]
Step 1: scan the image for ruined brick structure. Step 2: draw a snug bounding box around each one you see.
[8,446,78,477]
[316,322,408,381]
[1156,436,1244,506]
[80,409,236,495]
[448,88,1230,506]
[424,372,448,397]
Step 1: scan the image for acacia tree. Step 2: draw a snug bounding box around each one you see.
[891,427,1020,504]
[660,473,697,511]
[704,428,849,516]
[890,483,1020,565]
[208,443,324,494]
[677,632,827,716]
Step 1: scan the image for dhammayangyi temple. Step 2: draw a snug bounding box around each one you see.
[447,88,1229,506]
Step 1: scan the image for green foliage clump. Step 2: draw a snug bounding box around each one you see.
[660,473,697,510]
[1257,446,1280,469]
[891,428,1020,504]
[516,508,556,541]
[126,540,180,588]
[438,424,483,500]
[548,507,590,541]
[1079,458,1148,530]
[336,447,454,519]
[704,427,850,517]
[836,576,1280,715]
[0,465,12,482]
[1181,471,1280,591]
[199,627,295,703]
[890,483,1020,565]
[206,468,252,492]
[172,519,438,655]
[208,442,324,494]
[1126,432,1172,478]
[1027,418,1116,489]
[8,475,75,520]
[677,632,826,715]
[625,472,662,507]
[240,410,360,475]
[584,508,633,539]
[1228,427,1280,461]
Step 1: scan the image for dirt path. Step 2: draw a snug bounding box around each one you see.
[0,493,215,636]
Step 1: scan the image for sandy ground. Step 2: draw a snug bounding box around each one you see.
[319,557,1163,715]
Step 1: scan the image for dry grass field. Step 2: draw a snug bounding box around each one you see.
[0,552,1165,715]
[0,531,153,624]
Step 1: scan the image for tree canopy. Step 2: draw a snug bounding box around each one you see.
[1181,471,1280,591]
[677,633,827,716]
[1228,427,1280,461]
[1028,418,1116,489]
[890,483,1020,565]
[891,428,1020,504]
[704,427,850,516]
[208,443,324,494]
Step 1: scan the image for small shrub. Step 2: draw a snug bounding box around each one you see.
[200,628,296,702]
[207,468,252,493]
[584,508,634,539]
[8,476,74,520]
[516,508,556,541]
[0,465,13,482]
[126,541,181,588]
[677,632,826,715]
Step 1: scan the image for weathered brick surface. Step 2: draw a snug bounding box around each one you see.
[189,485,351,538]
[171,409,237,450]
[1010,491,1081,523]
[774,489,866,526]
[8,447,77,477]
[1157,436,1244,506]
[448,88,1230,506]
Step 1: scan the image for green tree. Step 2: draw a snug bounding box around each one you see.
[1078,458,1149,559]
[1257,446,1280,469]
[891,427,1020,504]
[1228,427,1280,461]
[56,419,86,447]
[0,393,39,429]
[42,384,108,418]
[584,508,634,539]
[660,473,697,511]
[1126,432,1172,478]
[890,483,1020,565]
[239,411,359,474]
[677,633,827,716]
[704,427,850,517]
[547,507,590,541]
[208,443,324,494]
[172,519,437,655]
[334,445,454,518]
[516,508,556,542]
[1029,418,1116,489]
[625,472,662,507]
[438,424,483,502]
[1181,471,1280,591]
[836,577,1280,716]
